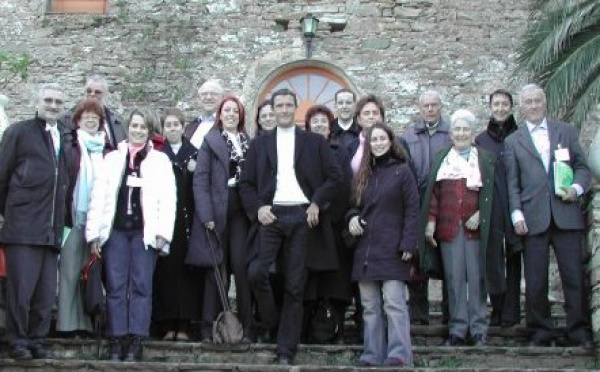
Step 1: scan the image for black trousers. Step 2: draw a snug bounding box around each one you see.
[5,245,58,348]
[251,204,310,358]
[523,222,591,343]
[502,248,522,324]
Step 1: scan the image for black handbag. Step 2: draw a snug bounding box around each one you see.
[307,299,339,343]
[81,254,104,316]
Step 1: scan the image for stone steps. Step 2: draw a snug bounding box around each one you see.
[0,358,594,372]
[0,339,596,371]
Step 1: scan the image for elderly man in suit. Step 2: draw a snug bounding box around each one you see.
[504,84,593,348]
[184,79,224,149]
[0,83,72,359]
[239,88,342,365]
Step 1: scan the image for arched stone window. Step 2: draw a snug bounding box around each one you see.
[258,66,351,127]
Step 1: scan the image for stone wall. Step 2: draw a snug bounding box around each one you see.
[2,0,600,346]
[2,0,534,131]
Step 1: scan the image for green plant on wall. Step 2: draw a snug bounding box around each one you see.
[122,86,147,101]
[0,50,32,90]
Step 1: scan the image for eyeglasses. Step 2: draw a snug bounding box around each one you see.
[81,114,100,121]
[199,92,220,98]
[86,88,104,95]
[43,97,65,105]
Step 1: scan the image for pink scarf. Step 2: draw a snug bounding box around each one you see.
[351,132,365,174]
[128,143,146,169]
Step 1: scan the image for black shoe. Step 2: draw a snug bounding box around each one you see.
[9,345,33,361]
[124,335,143,362]
[107,338,122,361]
[29,342,55,359]
[276,354,292,365]
[501,320,519,328]
[574,338,594,351]
[527,338,551,347]
[472,334,486,346]
[442,335,465,346]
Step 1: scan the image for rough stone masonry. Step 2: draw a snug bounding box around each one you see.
[1,0,599,344]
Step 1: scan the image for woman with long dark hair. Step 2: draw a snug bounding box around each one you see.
[348,123,418,367]
[186,96,252,342]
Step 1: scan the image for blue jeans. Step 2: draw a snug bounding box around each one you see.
[104,229,157,337]
[359,280,413,366]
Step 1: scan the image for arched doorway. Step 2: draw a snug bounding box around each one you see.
[258,66,351,127]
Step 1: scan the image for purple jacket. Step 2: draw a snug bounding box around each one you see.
[350,157,419,282]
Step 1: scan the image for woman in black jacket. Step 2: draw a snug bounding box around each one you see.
[302,105,353,343]
[152,108,201,341]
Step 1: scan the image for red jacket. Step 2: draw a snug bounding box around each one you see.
[428,179,479,242]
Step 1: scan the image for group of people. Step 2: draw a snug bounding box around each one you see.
[0,74,594,367]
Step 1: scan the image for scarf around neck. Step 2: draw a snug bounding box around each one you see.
[436,147,482,190]
[73,130,105,227]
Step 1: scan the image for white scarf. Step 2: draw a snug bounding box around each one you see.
[436,147,482,189]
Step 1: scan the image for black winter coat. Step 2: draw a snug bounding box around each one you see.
[349,156,419,282]
[239,127,343,271]
[0,116,73,248]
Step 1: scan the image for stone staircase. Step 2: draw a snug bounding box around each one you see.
[0,303,597,371]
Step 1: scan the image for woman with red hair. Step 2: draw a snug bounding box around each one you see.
[186,95,252,342]
[57,98,106,335]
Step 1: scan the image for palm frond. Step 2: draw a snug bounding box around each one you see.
[516,1,598,74]
[515,0,600,129]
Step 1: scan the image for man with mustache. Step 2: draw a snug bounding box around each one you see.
[0,83,73,360]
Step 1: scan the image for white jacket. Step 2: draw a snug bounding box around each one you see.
[86,142,177,253]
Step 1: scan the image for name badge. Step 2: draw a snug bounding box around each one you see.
[555,148,570,162]
[126,175,144,188]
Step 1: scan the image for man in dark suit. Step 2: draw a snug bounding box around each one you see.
[0,83,72,359]
[331,88,360,150]
[504,84,593,348]
[239,89,342,365]
[183,79,224,149]
[62,74,126,149]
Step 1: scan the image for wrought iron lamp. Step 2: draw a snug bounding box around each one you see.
[300,13,319,58]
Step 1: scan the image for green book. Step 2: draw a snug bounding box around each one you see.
[554,161,574,197]
[62,226,71,247]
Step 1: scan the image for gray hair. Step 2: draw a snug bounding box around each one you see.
[198,78,224,94]
[36,83,63,101]
[85,74,109,92]
[519,84,546,105]
[450,109,478,129]
[419,90,442,105]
